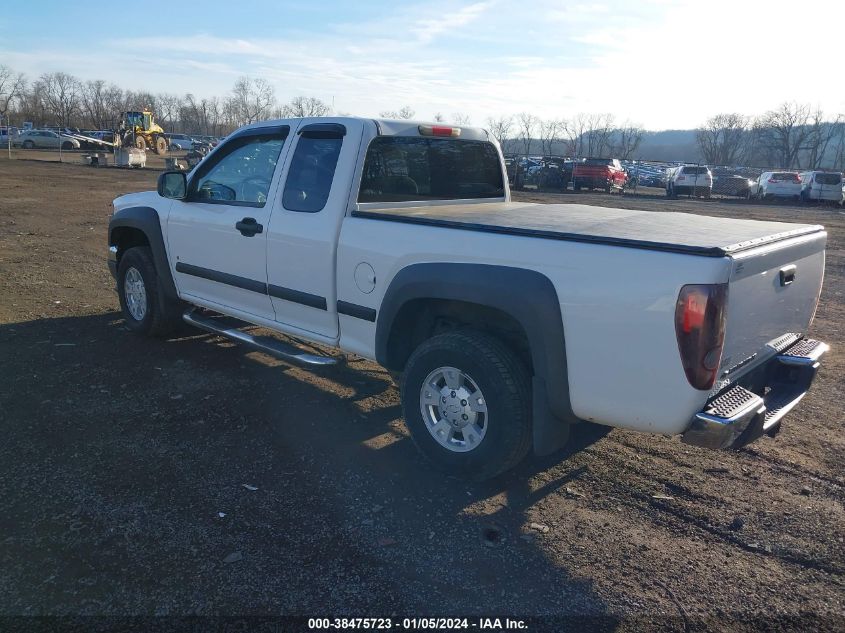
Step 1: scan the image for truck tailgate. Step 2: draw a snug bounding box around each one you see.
[720,231,827,379]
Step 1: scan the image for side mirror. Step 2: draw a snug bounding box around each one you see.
[158,171,187,200]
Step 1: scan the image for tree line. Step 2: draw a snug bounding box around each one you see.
[696,104,845,170]
[1,64,843,169]
[0,65,332,136]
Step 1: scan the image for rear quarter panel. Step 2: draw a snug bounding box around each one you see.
[337,217,732,435]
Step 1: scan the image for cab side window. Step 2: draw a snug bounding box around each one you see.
[282,125,345,213]
[190,128,288,207]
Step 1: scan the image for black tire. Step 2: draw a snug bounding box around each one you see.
[401,330,532,481]
[117,246,181,336]
[61,141,74,150]
[22,140,34,149]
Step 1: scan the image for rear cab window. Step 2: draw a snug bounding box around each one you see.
[681,166,708,175]
[358,137,504,203]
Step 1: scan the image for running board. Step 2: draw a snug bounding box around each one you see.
[183,310,340,367]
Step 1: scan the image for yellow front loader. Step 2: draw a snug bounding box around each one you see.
[120,110,168,154]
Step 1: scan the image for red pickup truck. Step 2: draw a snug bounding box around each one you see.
[572,158,627,192]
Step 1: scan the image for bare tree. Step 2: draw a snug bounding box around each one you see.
[485,115,513,153]
[611,123,644,160]
[39,72,80,127]
[830,117,845,171]
[0,65,25,121]
[156,93,182,132]
[280,96,331,118]
[451,112,471,125]
[516,112,538,156]
[580,113,615,157]
[229,77,276,125]
[754,102,814,168]
[80,80,124,130]
[695,113,748,166]
[379,106,415,119]
[803,109,840,169]
[538,118,566,156]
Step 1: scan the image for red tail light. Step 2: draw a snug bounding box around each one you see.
[418,125,461,137]
[675,284,728,390]
[677,175,685,181]
[768,178,777,183]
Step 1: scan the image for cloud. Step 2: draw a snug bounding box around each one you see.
[411,1,494,43]
[4,0,844,130]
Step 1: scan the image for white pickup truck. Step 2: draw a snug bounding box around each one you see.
[108,117,829,480]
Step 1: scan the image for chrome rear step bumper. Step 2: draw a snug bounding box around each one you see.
[682,338,828,450]
[183,309,340,368]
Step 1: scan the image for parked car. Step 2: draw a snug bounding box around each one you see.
[165,133,197,151]
[572,157,626,192]
[0,126,20,145]
[12,129,80,150]
[799,171,843,203]
[666,165,712,198]
[107,116,828,481]
[712,175,755,198]
[749,171,802,199]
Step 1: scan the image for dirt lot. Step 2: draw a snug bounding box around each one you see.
[1,158,843,630]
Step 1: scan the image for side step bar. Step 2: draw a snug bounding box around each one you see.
[183,310,340,367]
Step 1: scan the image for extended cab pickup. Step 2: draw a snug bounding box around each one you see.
[108,117,829,480]
[572,157,627,192]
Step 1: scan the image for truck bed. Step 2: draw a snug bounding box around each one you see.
[353,202,823,257]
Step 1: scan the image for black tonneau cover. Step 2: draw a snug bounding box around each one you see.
[352,202,823,257]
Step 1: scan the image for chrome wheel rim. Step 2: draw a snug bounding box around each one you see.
[124,267,147,321]
[419,366,488,453]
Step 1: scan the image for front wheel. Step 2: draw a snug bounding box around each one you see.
[117,246,181,336]
[401,330,532,481]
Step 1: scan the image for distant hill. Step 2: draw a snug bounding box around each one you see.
[635,129,702,162]
[503,129,704,163]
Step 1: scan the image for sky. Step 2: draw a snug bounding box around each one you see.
[1,0,843,130]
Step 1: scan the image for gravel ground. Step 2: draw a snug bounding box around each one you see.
[1,158,843,631]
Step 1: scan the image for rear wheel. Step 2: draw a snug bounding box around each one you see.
[61,141,74,150]
[117,246,182,336]
[22,140,34,149]
[401,330,532,481]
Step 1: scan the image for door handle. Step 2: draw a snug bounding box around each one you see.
[235,217,263,237]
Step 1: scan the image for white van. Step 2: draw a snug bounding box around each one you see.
[799,171,842,202]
